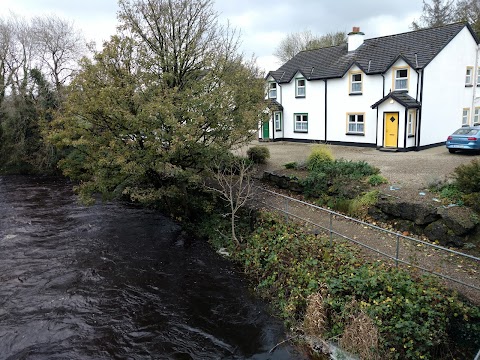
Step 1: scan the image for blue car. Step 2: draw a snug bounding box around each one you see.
[446,127,480,153]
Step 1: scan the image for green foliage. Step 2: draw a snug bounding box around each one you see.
[439,183,463,202]
[306,145,334,172]
[454,159,480,193]
[301,159,379,199]
[247,146,270,164]
[284,161,297,169]
[368,174,388,186]
[49,18,266,204]
[234,212,480,359]
[349,190,379,217]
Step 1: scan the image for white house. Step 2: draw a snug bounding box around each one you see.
[262,23,480,151]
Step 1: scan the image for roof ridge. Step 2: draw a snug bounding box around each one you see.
[364,21,466,43]
[296,43,347,55]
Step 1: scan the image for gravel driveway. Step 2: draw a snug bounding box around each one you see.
[244,141,480,191]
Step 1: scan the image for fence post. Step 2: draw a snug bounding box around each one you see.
[329,212,333,246]
[284,197,289,222]
[395,235,400,267]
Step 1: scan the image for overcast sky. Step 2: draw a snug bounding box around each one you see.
[0,0,424,73]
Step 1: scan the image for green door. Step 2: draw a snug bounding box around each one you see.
[262,121,270,139]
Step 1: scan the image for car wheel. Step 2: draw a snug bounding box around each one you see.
[448,149,456,154]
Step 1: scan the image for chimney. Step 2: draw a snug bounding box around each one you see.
[348,26,365,52]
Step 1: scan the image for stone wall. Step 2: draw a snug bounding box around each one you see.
[368,195,479,248]
[263,171,479,248]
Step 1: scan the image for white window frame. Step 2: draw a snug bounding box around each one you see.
[274,111,282,131]
[393,67,409,91]
[347,113,365,135]
[294,113,308,132]
[407,110,416,136]
[466,67,473,86]
[350,71,362,94]
[462,108,470,126]
[477,67,480,86]
[295,78,306,97]
[474,107,480,126]
[268,82,277,99]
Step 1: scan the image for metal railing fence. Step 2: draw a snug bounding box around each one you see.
[253,186,480,296]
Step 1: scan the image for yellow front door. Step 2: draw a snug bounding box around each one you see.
[384,113,399,148]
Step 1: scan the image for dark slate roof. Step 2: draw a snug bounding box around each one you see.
[266,99,283,111]
[371,91,422,109]
[268,23,478,84]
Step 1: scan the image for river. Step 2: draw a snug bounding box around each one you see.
[0,176,303,360]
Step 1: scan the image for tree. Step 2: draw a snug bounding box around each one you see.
[455,0,480,37]
[0,13,86,173]
[207,157,255,245]
[274,30,346,63]
[49,0,266,211]
[411,0,457,29]
[32,14,86,94]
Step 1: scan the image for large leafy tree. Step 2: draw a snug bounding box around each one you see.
[50,0,265,209]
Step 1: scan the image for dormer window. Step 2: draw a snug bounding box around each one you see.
[296,78,306,98]
[394,68,409,90]
[349,71,362,94]
[268,82,277,99]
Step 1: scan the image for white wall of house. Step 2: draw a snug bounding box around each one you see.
[280,72,326,141]
[327,65,383,145]
[421,27,479,146]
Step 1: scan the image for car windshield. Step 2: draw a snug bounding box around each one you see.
[453,128,479,136]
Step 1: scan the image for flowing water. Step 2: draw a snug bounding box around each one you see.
[0,176,303,360]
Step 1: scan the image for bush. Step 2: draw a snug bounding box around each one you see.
[235,213,480,359]
[306,145,334,172]
[301,159,379,199]
[454,159,480,193]
[247,146,270,164]
[368,174,388,186]
[284,161,297,169]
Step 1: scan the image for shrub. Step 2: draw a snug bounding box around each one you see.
[368,174,388,186]
[306,145,334,172]
[454,159,480,193]
[234,213,480,359]
[284,161,297,169]
[349,190,379,217]
[247,146,270,164]
[301,159,379,199]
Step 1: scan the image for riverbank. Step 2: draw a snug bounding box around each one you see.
[198,208,480,359]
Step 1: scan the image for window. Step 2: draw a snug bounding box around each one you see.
[294,113,308,132]
[350,72,362,94]
[466,67,473,86]
[407,110,416,136]
[394,68,409,90]
[274,112,282,131]
[462,108,470,126]
[296,78,306,97]
[474,107,480,126]
[268,82,277,99]
[347,113,365,134]
[477,67,480,86]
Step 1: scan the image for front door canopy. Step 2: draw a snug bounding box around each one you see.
[371,91,421,109]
